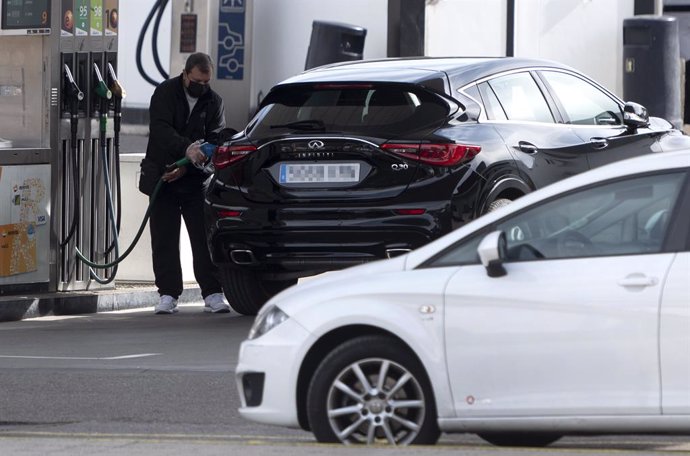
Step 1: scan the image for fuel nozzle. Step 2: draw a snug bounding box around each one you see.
[106,63,126,138]
[64,64,84,141]
[93,63,112,100]
[107,63,126,100]
[167,142,216,172]
[64,64,84,104]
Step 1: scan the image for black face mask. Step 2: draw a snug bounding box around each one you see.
[186,80,210,98]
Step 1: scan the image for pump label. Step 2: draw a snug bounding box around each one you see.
[217,0,245,80]
[105,0,118,36]
[0,166,49,278]
[75,0,89,36]
[62,0,75,37]
[90,0,103,36]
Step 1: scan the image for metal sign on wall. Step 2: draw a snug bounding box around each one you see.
[217,0,245,80]
[0,165,50,283]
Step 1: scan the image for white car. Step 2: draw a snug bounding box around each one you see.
[235,149,690,447]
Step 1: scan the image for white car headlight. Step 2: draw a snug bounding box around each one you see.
[248,305,289,340]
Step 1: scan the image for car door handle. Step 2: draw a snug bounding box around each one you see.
[617,275,658,288]
[517,141,538,154]
[590,137,609,149]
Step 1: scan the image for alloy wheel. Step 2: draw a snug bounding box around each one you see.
[325,357,426,445]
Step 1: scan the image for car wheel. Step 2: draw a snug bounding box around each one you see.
[478,432,562,447]
[306,335,440,445]
[219,267,297,316]
[487,197,513,212]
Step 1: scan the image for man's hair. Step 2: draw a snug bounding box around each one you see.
[185,53,214,74]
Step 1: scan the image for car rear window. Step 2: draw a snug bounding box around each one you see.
[248,84,453,138]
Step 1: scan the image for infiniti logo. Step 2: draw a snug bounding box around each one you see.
[308,140,325,150]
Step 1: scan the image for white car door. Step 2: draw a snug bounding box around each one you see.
[660,251,690,414]
[434,171,688,418]
[444,254,670,417]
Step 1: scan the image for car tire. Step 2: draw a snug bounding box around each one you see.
[478,432,562,447]
[219,267,297,316]
[487,197,513,212]
[306,335,440,445]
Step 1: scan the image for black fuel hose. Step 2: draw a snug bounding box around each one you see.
[136,0,164,87]
[152,0,170,80]
[75,178,163,269]
[59,65,84,248]
[103,64,126,256]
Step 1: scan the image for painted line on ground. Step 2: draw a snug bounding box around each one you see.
[0,353,161,360]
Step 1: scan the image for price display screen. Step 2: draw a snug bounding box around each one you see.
[2,0,50,30]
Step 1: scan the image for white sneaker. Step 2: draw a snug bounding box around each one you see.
[155,295,178,314]
[204,293,231,313]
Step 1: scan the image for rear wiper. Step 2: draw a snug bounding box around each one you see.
[269,120,326,131]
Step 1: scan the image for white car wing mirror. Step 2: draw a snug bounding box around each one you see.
[477,230,507,278]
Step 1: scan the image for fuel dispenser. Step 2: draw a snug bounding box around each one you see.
[0,0,121,296]
[57,0,121,291]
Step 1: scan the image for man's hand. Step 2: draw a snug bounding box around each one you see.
[162,166,187,182]
[185,142,206,166]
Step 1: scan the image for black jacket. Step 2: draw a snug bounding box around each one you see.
[139,73,225,195]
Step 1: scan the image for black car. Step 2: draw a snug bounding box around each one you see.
[204,56,689,315]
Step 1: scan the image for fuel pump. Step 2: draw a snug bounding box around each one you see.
[105,63,125,253]
[107,63,126,155]
[86,63,117,284]
[60,64,84,248]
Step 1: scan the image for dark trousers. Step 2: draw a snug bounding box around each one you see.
[149,184,222,299]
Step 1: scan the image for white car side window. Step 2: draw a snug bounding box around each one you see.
[425,172,686,268]
[497,172,686,261]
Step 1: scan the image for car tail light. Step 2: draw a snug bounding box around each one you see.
[213,144,257,169]
[394,208,426,215]
[381,143,481,166]
[217,209,242,218]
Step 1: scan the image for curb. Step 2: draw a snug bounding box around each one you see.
[0,284,202,322]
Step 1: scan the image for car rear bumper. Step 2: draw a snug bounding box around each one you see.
[205,201,450,275]
[209,227,433,273]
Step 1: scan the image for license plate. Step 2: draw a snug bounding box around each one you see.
[279,163,360,184]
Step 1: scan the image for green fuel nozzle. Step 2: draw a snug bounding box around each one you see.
[93,63,112,100]
[166,142,217,171]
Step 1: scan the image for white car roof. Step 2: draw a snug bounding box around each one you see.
[405,149,690,269]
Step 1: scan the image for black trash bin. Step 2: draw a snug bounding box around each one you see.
[305,21,367,70]
[623,16,682,128]
[663,7,690,124]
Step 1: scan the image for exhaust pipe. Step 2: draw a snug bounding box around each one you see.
[385,248,412,259]
[230,249,257,265]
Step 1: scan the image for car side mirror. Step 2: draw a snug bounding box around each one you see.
[477,230,507,278]
[623,101,649,130]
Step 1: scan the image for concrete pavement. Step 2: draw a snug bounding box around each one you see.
[0,282,202,322]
